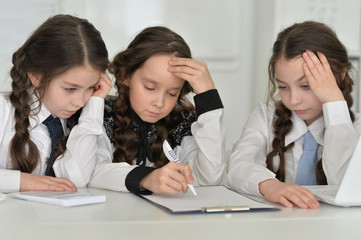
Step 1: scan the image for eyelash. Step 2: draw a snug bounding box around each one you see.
[277,85,310,90]
[145,86,154,91]
[144,84,178,97]
[65,88,76,93]
[302,85,310,89]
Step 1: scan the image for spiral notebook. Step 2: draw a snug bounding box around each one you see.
[138,185,279,214]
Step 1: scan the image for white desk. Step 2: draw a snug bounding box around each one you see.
[1,188,361,240]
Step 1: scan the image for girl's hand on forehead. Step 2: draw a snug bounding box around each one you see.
[168,57,215,94]
[302,50,345,103]
[92,72,113,99]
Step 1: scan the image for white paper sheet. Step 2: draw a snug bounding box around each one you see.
[140,185,277,213]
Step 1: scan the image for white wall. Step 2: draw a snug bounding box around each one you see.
[1,0,360,152]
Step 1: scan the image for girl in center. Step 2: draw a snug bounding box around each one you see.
[227,21,361,209]
[89,26,225,194]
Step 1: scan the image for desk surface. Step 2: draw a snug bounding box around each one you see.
[2,188,361,240]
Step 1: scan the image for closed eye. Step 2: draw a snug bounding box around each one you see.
[65,88,76,93]
[302,84,310,89]
[144,85,155,91]
[168,91,178,97]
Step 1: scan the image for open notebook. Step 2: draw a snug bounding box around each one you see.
[138,185,279,214]
[306,136,361,207]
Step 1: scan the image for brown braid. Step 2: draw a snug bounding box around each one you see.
[9,51,39,172]
[266,21,355,184]
[8,14,108,175]
[109,26,195,167]
[266,102,294,182]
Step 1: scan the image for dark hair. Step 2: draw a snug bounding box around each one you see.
[266,21,354,184]
[9,14,109,174]
[109,26,194,167]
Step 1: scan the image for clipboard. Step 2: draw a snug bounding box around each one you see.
[137,185,279,214]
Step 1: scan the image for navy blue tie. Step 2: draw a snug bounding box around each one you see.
[43,115,64,176]
[295,131,319,185]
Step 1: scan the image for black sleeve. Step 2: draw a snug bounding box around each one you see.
[193,89,224,116]
[125,166,156,195]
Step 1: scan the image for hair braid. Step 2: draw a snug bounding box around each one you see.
[9,49,39,172]
[7,14,109,175]
[266,102,294,182]
[267,21,354,184]
[109,26,195,167]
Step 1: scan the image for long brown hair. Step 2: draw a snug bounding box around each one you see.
[266,21,354,184]
[109,26,195,167]
[9,14,108,174]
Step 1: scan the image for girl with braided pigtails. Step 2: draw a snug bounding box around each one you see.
[228,21,361,209]
[0,14,112,193]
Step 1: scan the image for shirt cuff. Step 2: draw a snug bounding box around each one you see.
[193,89,223,116]
[80,96,105,120]
[125,166,156,194]
[0,169,21,193]
[323,101,352,127]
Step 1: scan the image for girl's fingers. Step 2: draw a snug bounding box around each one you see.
[92,72,113,98]
[167,162,193,188]
[303,62,315,83]
[44,178,76,192]
[168,57,215,94]
[317,51,333,73]
[163,177,186,194]
[285,191,309,209]
[278,195,294,208]
[303,51,321,80]
[284,187,319,209]
[169,57,204,69]
[52,177,77,191]
[298,188,320,209]
[306,50,324,72]
[169,65,197,75]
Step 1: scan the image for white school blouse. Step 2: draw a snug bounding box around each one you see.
[227,101,361,197]
[88,106,226,192]
[0,93,105,193]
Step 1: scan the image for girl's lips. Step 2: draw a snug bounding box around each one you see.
[149,111,160,117]
[294,110,307,114]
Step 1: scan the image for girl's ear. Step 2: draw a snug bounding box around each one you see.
[341,68,347,81]
[27,72,42,87]
[123,78,130,86]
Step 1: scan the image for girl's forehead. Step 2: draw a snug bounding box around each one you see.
[275,57,305,83]
[51,65,101,87]
[133,55,184,88]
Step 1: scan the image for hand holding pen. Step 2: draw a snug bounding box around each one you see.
[163,140,197,196]
[139,140,197,195]
[139,159,195,195]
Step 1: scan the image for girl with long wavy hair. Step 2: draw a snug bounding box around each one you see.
[0,14,112,193]
[89,26,225,194]
[228,21,361,209]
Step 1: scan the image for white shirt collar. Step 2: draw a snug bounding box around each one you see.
[28,89,65,131]
[285,111,325,146]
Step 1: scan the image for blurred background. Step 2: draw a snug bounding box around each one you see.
[0,0,360,152]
